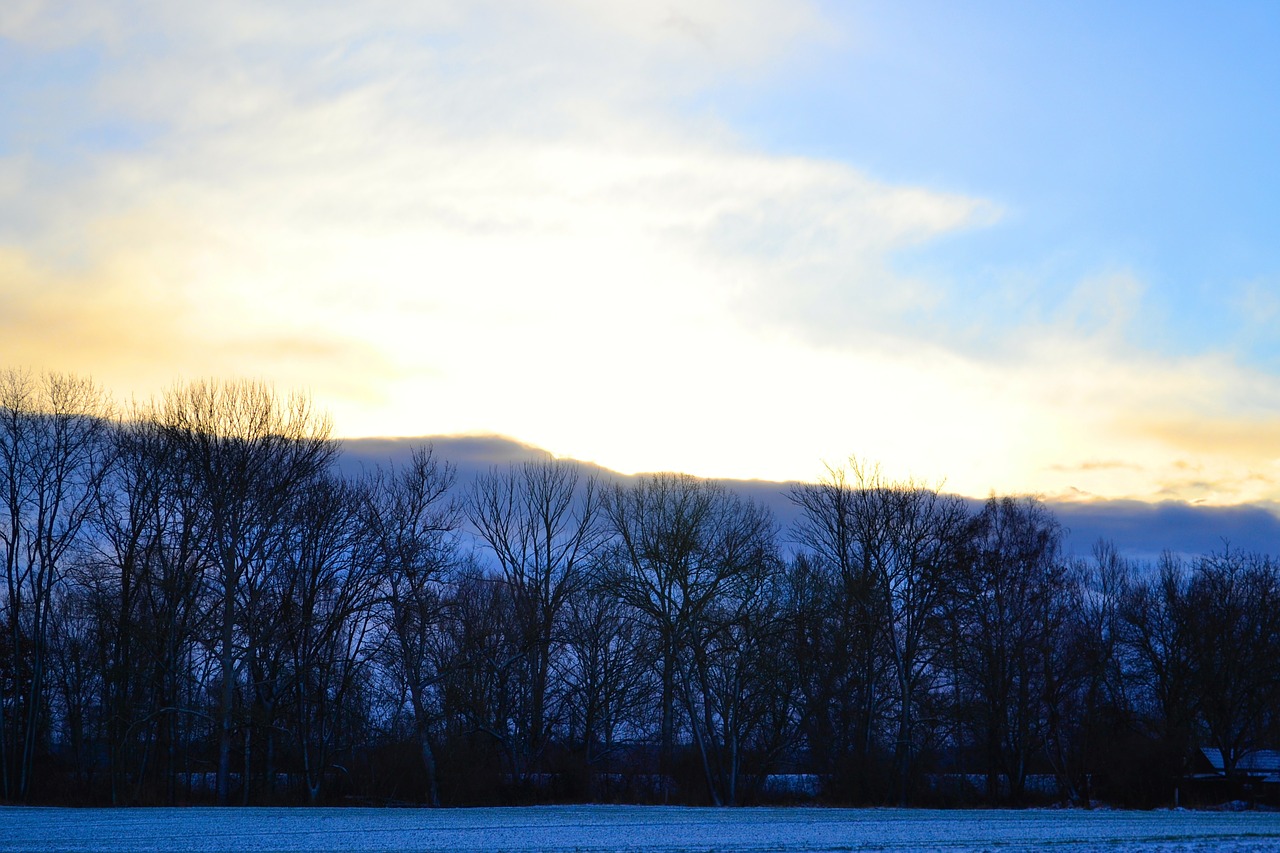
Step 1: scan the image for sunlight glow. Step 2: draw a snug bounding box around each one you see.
[2,0,1278,506]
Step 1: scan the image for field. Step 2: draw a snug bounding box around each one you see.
[3,805,1280,852]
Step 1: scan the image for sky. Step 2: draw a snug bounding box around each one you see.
[3,0,1279,507]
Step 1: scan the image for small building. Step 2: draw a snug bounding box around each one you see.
[1199,748,1280,781]
[1182,748,1280,805]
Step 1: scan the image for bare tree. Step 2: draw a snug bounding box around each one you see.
[803,461,968,805]
[45,579,100,797]
[79,414,214,803]
[680,539,793,805]
[1181,549,1280,780]
[948,496,1065,803]
[434,565,521,798]
[154,380,335,806]
[364,445,459,806]
[561,580,647,795]
[1063,541,1136,804]
[466,459,605,780]
[272,474,376,804]
[603,473,777,804]
[0,370,113,800]
[788,466,891,801]
[1119,553,1194,794]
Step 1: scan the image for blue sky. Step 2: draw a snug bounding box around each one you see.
[2,1,1279,506]
[718,1,1280,364]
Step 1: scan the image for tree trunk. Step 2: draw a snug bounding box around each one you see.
[216,567,236,806]
[660,642,674,803]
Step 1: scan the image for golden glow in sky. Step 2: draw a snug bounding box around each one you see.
[3,1,1280,506]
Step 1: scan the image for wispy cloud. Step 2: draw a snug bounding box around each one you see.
[2,1,1279,505]
[0,3,984,415]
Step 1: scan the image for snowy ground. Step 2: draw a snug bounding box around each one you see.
[3,804,1280,852]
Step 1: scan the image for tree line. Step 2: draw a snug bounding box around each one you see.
[1,369,1277,807]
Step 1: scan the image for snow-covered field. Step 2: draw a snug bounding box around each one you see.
[3,805,1280,852]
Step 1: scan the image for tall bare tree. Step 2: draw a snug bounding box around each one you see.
[1119,553,1194,796]
[269,474,375,804]
[467,459,605,780]
[949,496,1065,803]
[603,473,776,803]
[788,466,891,801]
[680,538,792,805]
[154,380,334,806]
[0,370,112,800]
[83,414,213,803]
[365,445,459,806]
[802,461,968,805]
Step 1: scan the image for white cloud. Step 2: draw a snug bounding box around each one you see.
[4,1,1280,505]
